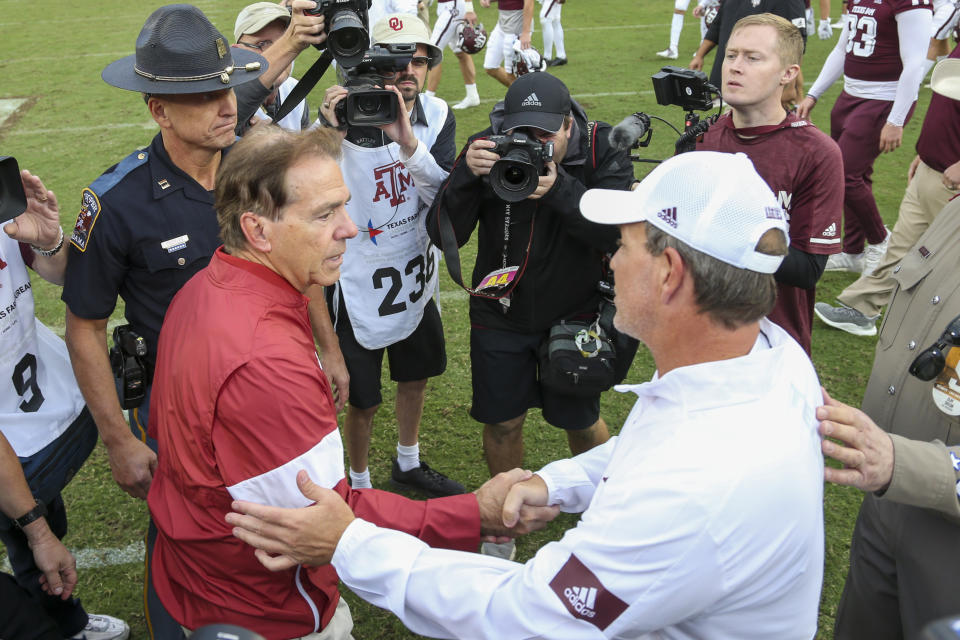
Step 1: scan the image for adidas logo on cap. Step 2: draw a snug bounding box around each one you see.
[521,92,542,107]
[657,206,678,228]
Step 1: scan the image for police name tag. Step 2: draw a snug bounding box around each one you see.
[932,346,960,417]
[477,266,519,291]
[160,235,189,253]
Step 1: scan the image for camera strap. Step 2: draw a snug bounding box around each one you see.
[273,49,335,125]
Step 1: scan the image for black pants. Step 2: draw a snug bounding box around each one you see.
[0,572,61,640]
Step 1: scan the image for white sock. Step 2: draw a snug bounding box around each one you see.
[465,83,479,99]
[669,13,684,50]
[425,89,437,98]
[542,20,555,58]
[350,468,372,489]
[397,442,420,472]
[554,22,565,58]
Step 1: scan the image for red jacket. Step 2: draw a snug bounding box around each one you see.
[148,248,480,639]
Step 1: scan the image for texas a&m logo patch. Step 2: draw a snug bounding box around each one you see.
[70,188,101,252]
[372,160,414,207]
[550,554,628,630]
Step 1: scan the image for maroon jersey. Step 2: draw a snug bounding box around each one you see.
[843,0,932,82]
[699,112,844,353]
[916,43,960,173]
[498,0,525,9]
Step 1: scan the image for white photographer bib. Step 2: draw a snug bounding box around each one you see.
[336,97,447,349]
[0,233,85,456]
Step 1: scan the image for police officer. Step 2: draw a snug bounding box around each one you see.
[60,6,268,639]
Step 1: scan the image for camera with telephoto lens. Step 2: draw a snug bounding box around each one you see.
[109,325,148,410]
[651,65,718,112]
[305,0,372,68]
[334,42,417,127]
[486,131,554,203]
[0,156,27,225]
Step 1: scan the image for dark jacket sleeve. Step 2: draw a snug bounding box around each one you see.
[775,248,827,289]
[429,108,457,172]
[540,122,632,254]
[234,80,272,136]
[426,130,489,249]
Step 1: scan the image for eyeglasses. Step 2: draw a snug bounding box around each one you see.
[237,39,273,51]
[381,56,431,75]
[909,314,960,381]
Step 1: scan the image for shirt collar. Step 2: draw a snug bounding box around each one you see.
[148,133,229,203]
[208,247,307,308]
[410,94,427,127]
[615,318,803,412]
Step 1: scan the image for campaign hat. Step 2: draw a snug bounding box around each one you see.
[102,4,267,95]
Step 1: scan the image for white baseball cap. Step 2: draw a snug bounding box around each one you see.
[931,58,960,101]
[580,152,789,274]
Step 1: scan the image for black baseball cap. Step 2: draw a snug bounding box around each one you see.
[501,72,571,133]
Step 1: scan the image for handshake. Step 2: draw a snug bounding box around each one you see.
[226,468,561,569]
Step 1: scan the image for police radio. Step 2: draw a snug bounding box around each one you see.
[109,325,148,410]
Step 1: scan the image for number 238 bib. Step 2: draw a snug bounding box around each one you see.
[337,141,440,350]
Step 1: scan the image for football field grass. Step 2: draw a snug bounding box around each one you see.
[0,0,932,637]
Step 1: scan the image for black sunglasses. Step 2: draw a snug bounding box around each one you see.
[909,314,960,381]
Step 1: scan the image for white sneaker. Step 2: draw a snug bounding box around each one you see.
[71,614,130,640]
[452,94,480,109]
[825,252,865,273]
[656,47,678,60]
[480,540,516,560]
[862,227,891,277]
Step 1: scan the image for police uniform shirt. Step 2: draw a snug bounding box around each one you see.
[62,133,225,365]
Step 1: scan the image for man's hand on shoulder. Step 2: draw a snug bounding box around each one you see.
[466,139,499,177]
[796,96,817,120]
[817,387,895,493]
[228,470,354,568]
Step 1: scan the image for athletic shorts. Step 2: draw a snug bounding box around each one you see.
[469,326,600,430]
[432,0,465,51]
[333,294,446,410]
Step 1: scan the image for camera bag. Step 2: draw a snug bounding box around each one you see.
[539,317,618,397]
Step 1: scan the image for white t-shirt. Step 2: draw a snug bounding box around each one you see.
[331,318,825,639]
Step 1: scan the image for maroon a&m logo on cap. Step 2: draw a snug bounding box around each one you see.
[389,17,403,31]
[549,554,628,630]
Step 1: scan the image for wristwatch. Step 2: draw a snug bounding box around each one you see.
[13,499,47,530]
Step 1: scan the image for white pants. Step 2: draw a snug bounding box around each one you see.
[432,0,466,51]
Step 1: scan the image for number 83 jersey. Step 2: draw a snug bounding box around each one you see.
[843,0,932,82]
[337,137,443,350]
[0,233,85,456]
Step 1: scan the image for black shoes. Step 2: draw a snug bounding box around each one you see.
[547,57,567,67]
[391,458,465,497]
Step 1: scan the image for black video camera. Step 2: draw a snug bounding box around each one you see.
[652,66,718,112]
[335,42,417,127]
[486,132,554,203]
[0,156,27,225]
[109,325,148,410]
[306,0,372,67]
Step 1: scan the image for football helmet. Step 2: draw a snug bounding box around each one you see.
[512,41,547,76]
[456,22,488,54]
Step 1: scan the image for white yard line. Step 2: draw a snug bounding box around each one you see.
[1,541,145,573]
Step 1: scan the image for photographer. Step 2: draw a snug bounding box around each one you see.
[697,14,843,355]
[1,169,128,640]
[316,15,464,496]
[425,71,634,559]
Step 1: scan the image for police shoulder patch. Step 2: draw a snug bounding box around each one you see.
[70,188,101,252]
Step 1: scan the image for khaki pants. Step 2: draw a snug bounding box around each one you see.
[838,160,955,318]
[182,596,354,640]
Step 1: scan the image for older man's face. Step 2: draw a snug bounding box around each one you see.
[267,156,358,292]
[610,221,659,342]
